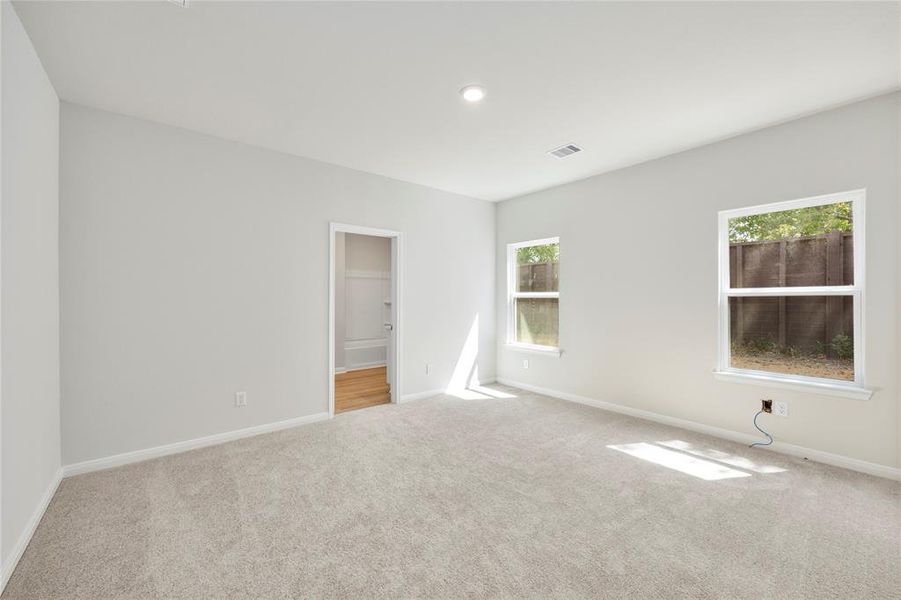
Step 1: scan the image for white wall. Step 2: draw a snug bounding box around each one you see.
[497,92,900,470]
[1,0,60,581]
[59,103,496,465]
[345,233,390,273]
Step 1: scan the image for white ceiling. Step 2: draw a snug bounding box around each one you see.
[13,1,901,201]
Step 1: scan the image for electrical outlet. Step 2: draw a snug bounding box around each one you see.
[235,391,247,407]
[426,363,432,375]
[761,399,773,413]
[522,359,529,369]
[773,400,789,417]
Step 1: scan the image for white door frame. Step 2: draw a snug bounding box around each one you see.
[328,222,403,417]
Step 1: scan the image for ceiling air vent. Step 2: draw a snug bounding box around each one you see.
[547,144,582,159]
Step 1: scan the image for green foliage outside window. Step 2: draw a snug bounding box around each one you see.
[729,202,852,243]
[517,243,559,265]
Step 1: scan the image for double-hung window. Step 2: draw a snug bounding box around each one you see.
[716,190,869,398]
[507,237,560,353]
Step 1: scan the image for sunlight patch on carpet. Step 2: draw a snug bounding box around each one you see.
[656,440,787,474]
[607,442,752,481]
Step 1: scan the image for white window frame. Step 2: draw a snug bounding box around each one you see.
[715,189,872,400]
[506,237,561,355]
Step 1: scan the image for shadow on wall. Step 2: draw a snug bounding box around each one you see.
[445,316,515,400]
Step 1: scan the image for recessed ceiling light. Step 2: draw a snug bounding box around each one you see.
[460,85,486,103]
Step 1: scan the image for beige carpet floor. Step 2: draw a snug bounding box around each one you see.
[4,385,900,599]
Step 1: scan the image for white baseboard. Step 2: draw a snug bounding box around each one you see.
[347,360,387,370]
[62,412,331,477]
[340,362,387,373]
[497,377,901,481]
[399,388,445,403]
[1,468,63,593]
[399,377,497,404]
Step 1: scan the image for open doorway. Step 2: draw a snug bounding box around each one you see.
[329,223,402,416]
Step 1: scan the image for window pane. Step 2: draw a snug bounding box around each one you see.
[729,296,854,381]
[728,202,853,287]
[517,243,559,292]
[515,297,559,347]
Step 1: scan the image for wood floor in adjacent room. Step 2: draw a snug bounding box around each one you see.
[335,366,390,414]
[4,386,899,599]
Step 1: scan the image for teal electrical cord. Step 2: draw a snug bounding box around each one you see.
[749,410,773,449]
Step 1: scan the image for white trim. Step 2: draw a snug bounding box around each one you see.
[329,222,403,417]
[717,189,866,390]
[342,359,386,371]
[344,338,387,348]
[398,388,445,403]
[330,223,400,238]
[724,286,856,297]
[345,269,390,280]
[1,469,63,593]
[338,364,386,374]
[61,412,330,477]
[713,370,873,400]
[853,193,866,385]
[717,189,867,220]
[504,342,562,356]
[508,236,559,250]
[497,378,900,481]
[398,375,498,404]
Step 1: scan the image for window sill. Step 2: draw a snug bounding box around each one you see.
[713,370,873,400]
[505,343,561,357]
